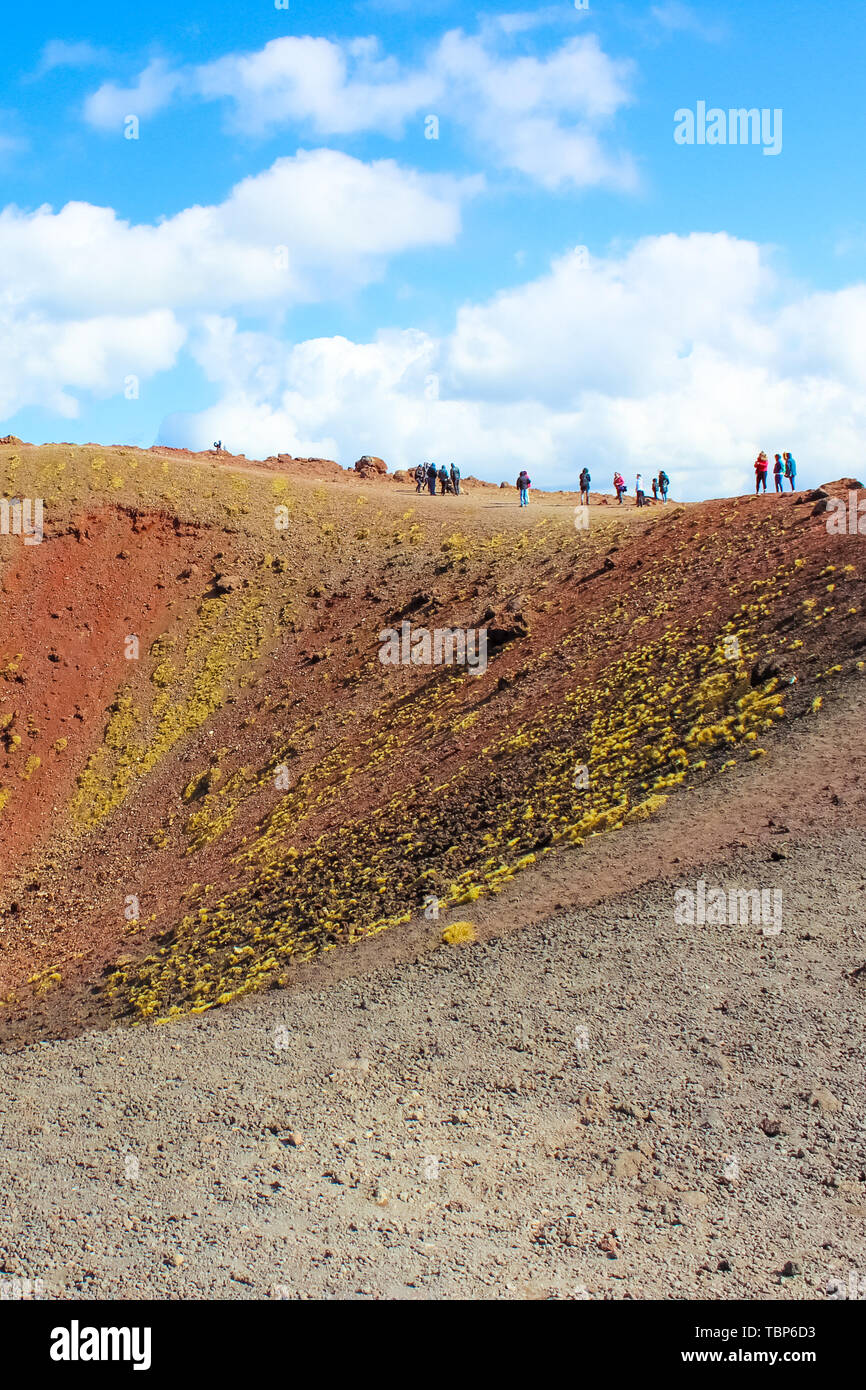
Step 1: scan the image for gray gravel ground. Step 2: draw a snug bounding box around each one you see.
[1,826,864,1302]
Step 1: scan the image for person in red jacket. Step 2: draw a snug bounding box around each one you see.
[754,452,769,493]
[613,471,625,504]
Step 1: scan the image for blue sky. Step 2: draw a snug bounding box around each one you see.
[2,0,864,497]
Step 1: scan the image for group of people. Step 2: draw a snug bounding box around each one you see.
[754,452,797,493]
[522,466,670,509]
[612,470,669,506]
[410,453,798,508]
[415,461,461,495]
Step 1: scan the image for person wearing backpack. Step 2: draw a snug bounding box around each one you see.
[438,464,450,495]
[658,469,669,503]
[613,471,626,504]
[773,453,784,493]
[450,462,461,496]
[579,467,591,505]
[415,463,426,493]
[427,461,438,496]
[517,470,531,507]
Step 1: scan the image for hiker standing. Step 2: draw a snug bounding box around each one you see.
[635,473,645,507]
[517,470,531,507]
[415,463,426,493]
[579,467,591,505]
[450,462,461,496]
[658,469,669,503]
[651,477,659,502]
[438,464,450,495]
[754,452,769,493]
[784,452,797,490]
[773,453,784,493]
[427,462,438,496]
[613,471,626,504]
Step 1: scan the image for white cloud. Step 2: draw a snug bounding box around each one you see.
[431,30,636,191]
[161,235,866,498]
[0,308,184,418]
[162,320,438,461]
[0,150,473,317]
[194,36,438,138]
[650,3,727,42]
[446,234,770,402]
[83,58,184,129]
[81,28,635,190]
[482,9,574,39]
[0,150,472,417]
[34,39,112,77]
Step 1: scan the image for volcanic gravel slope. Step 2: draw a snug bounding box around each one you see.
[1,442,865,1044]
[0,725,864,1299]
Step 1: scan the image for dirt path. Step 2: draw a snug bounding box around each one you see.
[199,448,674,524]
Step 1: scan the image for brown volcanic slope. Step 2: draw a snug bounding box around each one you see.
[0,442,864,1044]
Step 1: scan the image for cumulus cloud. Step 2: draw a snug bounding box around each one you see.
[161,235,866,498]
[194,35,438,138]
[431,30,635,190]
[0,149,471,317]
[82,58,185,129]
[81,28,635,190]
[0,308,185,418]
[0,150,472,416]
[446,234,770,402]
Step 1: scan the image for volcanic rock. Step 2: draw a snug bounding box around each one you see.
[354,456,388,477]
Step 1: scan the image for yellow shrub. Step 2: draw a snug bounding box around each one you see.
[441,920,477,945]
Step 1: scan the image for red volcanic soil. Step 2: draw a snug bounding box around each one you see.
[1,445,864,1043]
[0,508,210,872]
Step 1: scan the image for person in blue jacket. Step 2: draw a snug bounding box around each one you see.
[783,452,797,490]
[449,462,461,495]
